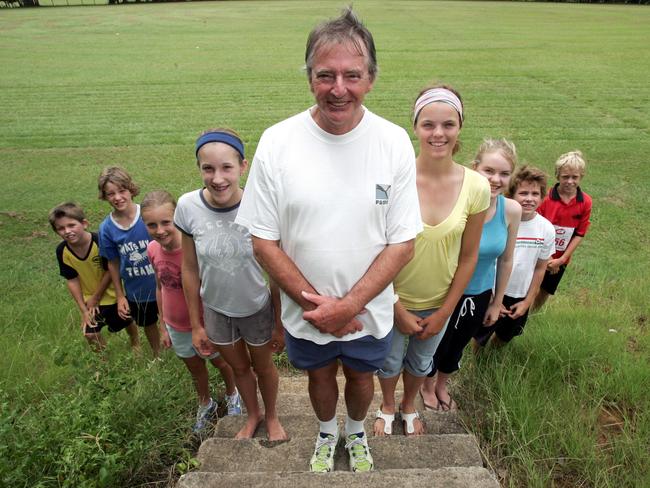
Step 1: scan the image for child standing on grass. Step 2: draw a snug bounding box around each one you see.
[474,166,555,348]
[97,166,160,358]
[175,128,287,441]
[50,202,139,352]
[141,190,239,433]
[421,138,521,411]
[533,151,592,310]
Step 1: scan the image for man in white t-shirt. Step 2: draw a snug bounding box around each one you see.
[236,7,421,473]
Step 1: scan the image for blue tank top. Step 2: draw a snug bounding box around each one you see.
[465,194,508,295]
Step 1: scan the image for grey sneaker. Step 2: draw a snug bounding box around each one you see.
[225,388,242,416]
[345,432,373,472]
[192,398,217,433]
[309,432,339,473]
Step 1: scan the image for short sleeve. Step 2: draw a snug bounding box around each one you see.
[575,194,592,237]
[540,218,556,260]
[56,242,78,280]
[385,130,422,244]
[469,171,491,215]
[174,195,193,236]
[98,219,119,260]
[235,131,281,240]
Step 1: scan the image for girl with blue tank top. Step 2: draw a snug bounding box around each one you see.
[427,139,522,411]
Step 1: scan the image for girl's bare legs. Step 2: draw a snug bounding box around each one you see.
[248,343,287,441]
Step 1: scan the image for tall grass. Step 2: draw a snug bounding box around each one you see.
[1,1,649,485]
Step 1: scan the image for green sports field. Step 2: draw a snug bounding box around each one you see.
[1,1,649,486]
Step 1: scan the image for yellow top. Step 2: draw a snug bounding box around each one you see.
[394,167,490,310]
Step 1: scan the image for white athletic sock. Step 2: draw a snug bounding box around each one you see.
[345,415,365,436]
[318,415,338,437]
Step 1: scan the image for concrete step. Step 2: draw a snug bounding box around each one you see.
[214,410,464,438]
[272,390,434,416]
[178,466,500,488]
[197,434,483,473]
[278,373,404,395]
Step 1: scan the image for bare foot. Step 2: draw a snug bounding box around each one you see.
[435,388,457,412]
[235,414,263,439]
[373,405,395,436]
[265,416,288,441]
[419,379,439,411]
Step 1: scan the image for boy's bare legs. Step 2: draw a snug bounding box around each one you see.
[143,324,161,358]
[434,371,456,411]
[308,361,339,423]
[125,322,141,353]
[419,375,440,410]
[216,341,264,439]
[182,355,212,405]
[401,370,425,435]
[342,364,374,426]
[374,374,399,436]
[532,289,550,311]
[249,343,287,441]
[84,331,107,353]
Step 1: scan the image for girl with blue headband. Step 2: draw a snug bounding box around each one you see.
[174,128,287,441]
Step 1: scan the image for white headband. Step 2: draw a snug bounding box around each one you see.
[413,88,463,125]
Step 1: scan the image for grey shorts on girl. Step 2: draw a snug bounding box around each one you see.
[203,298,274,347]
[165,324,220,360]
[377,307,450,378]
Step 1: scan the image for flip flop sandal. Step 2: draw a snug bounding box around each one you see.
[375,408,395,435]
[437,394,458,412]
[400,410,421,435]
[419,389,439,411]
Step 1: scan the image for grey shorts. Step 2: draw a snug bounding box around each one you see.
[203,298,274,347]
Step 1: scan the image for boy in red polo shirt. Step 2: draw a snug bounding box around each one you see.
[533,150,592,309]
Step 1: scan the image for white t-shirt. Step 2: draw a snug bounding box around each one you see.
[174,189,269,317]
[506,213,556,298]
[236,107,422,344]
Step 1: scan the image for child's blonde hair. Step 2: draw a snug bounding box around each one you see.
[48,202,86,231]
[141,190,177,213]
[554,150,586,178]
[507,166,549,199]
[97,166,140,200]
[472,138,518,171]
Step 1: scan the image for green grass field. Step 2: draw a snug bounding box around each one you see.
[1,1,649,486]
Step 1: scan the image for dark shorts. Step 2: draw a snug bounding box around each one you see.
[204,298,274,346]
[474,295,530,345]
[128,299,158,327]
[540,264,567,295]
[285,330,394,373]
[84,303,132,334]
[431,289,493,376]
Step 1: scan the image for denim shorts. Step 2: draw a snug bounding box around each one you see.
[165,324,220,360]
[285,329,394,373]
[377,308,449,379]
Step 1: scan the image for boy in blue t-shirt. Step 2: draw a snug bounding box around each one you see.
[98,166,160,358]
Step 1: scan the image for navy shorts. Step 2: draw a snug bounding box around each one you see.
[285,330,394,373]
[128,300,158,327]
[540,264,567,295]
[474,295,530,345]
[84,303,132,334]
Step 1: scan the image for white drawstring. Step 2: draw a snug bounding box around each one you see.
[453,296,475,330]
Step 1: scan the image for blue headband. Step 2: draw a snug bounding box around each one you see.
[195,132,245,160]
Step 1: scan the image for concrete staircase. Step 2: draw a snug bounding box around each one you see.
[178,373,499,487]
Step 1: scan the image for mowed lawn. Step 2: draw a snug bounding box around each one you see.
[1,1,649,486]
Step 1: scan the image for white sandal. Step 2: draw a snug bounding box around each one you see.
[400,410,421,435]
[375,408,395,435]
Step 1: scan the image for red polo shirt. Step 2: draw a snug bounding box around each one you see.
[537,184,592,262]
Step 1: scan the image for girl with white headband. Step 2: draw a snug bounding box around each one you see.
[375,85,491,435]
[427,138,521,411]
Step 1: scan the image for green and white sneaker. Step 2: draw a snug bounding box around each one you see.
[309,432,339,473]
[345,432,373,472]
